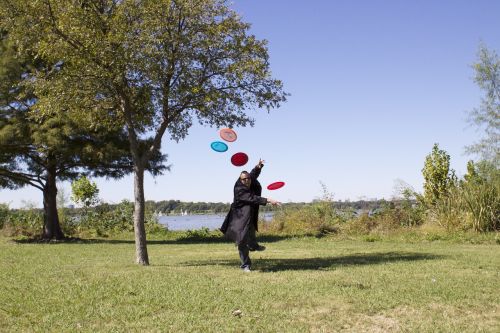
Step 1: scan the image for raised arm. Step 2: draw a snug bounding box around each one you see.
[250,159,265,179]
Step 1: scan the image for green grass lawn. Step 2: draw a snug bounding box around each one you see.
[1,234,499,332]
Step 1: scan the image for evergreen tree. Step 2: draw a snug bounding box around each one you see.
[0,32,165,239]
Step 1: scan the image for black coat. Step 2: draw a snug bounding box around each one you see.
[249,167,263,231]
[220,166,267,245]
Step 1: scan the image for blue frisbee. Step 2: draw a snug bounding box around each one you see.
[211,141,228,152]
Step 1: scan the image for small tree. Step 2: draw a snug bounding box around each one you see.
[71,176,100,208]
[422,143,455,206]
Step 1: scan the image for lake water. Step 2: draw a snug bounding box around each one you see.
[158,212,274,231]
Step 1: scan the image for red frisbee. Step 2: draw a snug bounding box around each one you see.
[231,152,248,166]
[219,128,237,142]
[267,181,285,190]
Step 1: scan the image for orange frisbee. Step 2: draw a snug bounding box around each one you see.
[219,128,237,142]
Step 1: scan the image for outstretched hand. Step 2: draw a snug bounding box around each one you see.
[267,198,281,206]
[257,159,265,168]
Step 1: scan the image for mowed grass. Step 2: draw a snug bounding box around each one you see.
[0,234,499,332]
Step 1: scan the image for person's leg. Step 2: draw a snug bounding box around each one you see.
[238,225,252,270]
[247,223,266,251]
[238,243,251,270]
[247,223,259,250]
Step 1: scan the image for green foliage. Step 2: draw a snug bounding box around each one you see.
[0,200,166,238]
[75,200,166,237]
[422,143,456,206]
[0,29,144,239]
[71,176,100,208]
[1,0,287,168]
[460,161,499,231]
[0,203,8,229]
[0,207,43,237]
[265,183,347,236]
[427,185,466,230]
[466,44,500,166]
[392,181,426,227]
[427,160,499,232]
[182,227,213,240]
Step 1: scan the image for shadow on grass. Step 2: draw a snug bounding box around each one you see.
[11,234,297,245]
[182,252,445,272]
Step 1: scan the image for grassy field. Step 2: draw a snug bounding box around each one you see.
[0,234,499,332]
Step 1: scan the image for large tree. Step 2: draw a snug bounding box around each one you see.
[466,44,500,166]
[1,0,287,264]
[0,31,166,239]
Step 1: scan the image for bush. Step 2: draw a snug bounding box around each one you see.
[342,212,376,234]
[428,162,499,232]
[427,186,467,231]
[0,203,8,229]
[0,208,44,237]
[460,164,499,231]
[75,200,166,237]
[265,201,347,236]
[264,183,350,236]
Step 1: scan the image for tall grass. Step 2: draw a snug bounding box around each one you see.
[461,175,499,231]
[429,164,499,232]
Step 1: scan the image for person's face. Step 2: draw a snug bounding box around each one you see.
[240,174,251,188]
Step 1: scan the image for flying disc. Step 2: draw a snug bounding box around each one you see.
[267,181,285,190]
[219,128,237,142]
[231,152,248,166]
[211,141,228,152]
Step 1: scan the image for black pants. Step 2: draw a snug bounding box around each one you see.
[238,224,255,269]
[247,223,259,249]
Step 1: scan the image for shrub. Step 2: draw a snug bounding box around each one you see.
[422,143,456,206]
[74,200,165,237]
[427,186,467,231]
[342,212,376,234]
[460,162,499,231]
[0,203,8,229]
[183,227,212,240]
[266,201,346,236]
[264,182,346,236]
[0,208,44,237]
[427,161,499,232]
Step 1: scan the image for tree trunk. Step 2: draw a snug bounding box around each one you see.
[42,169,64,240]
[133,165,149,265]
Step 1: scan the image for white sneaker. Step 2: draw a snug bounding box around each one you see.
[242,267,251,273]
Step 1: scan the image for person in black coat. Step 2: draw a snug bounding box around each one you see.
[220,159,280,272]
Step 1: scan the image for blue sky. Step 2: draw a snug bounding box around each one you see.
[2,0,500,208]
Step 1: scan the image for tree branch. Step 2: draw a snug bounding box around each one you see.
[0,169,44,190]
